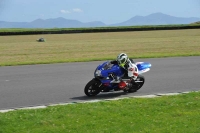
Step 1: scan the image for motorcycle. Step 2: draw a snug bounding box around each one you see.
[84,60,151,97]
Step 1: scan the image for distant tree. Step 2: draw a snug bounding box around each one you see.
[191,21,200,24]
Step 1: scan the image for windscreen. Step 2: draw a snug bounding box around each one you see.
[103,62,114,70]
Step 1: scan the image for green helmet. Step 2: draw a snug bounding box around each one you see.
[117,53,128,68]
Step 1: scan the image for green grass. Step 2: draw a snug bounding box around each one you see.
[0,29,200,66]
[0,92,199,133]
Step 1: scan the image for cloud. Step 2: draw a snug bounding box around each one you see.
[60,8,83,14]
[60,10,71,14]
[72,8,83,13]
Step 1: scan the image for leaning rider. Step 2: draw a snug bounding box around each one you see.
[110,53,139,90]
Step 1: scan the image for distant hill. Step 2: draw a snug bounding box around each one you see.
[0,12,200,28]
[111,12,200,26]
[0,17,106,28]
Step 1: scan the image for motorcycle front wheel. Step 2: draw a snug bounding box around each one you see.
[84,79,101,97]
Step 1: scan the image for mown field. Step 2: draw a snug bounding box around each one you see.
[0,29,200,66]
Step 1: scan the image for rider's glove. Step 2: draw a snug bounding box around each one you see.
[110,60,118,64]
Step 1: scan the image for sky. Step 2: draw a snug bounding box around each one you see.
[0,0,200,24]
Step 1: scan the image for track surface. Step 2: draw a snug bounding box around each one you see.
[0,57,199,110]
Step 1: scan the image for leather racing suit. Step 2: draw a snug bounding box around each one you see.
[110,59,139,80]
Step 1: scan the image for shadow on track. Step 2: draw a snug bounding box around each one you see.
[71,91,132,101]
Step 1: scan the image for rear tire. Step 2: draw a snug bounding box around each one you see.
[136,75,145,90]
[84,79,101,97]
[128,75,145,93]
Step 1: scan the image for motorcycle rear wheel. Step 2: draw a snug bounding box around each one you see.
[135,75,145,90]
[84,79,101,97]
[127,75,145,93]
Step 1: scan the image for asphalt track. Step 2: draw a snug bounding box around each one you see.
[0,57,199,110]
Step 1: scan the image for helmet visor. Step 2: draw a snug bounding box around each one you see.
[120,58,126,64]
[118,58,126,67]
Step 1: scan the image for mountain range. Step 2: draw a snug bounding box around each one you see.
[0,13,200,28]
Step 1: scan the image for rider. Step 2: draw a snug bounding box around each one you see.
[110,53,139,89]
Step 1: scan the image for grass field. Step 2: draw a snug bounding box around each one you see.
[0,29,200,66]
[0,92,199,133]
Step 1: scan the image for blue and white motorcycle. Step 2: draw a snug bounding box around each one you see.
[84,60,151,97]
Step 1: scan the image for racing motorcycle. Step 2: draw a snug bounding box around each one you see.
[84,60,151,97]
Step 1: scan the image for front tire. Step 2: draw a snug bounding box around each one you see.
[84,79,101,97]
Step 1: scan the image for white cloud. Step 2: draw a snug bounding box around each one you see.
[60,8,83,14]
[60,10,70,14]
[40,14,45,17]
[72,8,83,13]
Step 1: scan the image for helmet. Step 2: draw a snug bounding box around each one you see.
[117,53,129,67]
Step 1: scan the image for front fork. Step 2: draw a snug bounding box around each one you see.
[93,78,105,90]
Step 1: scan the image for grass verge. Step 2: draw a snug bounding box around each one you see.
[0,92,199,133]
